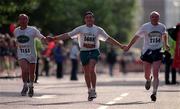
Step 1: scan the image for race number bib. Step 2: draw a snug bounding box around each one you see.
[83,43,95,48]
[148,31,161,46]
[83,33,96,48]
[19,45,31,54]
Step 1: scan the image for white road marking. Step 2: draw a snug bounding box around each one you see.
[33,95,58,99]
[120,93,129,97]
[113,97,122,101]
[97,93,129,109]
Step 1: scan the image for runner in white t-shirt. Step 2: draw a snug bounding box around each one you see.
[47,11,124,101]
[14,14,47,97]
[123,11,170,101]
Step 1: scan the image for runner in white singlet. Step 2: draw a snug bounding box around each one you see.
[13,14,47,97]
[123,11,170,101]
[14,26,45,63]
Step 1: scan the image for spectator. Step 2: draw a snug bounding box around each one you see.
[170,23,180,84]
[34,37,43,83]
[164,26,176,84]
[41,40,55,76]
[70,40,79,80]
[53,40,65,78]
[106,47,117,76]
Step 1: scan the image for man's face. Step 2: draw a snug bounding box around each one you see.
[18,15,29,27]
[150,13,159,25]
[84,14,94,26]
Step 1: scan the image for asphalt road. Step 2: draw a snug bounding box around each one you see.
[0,72,180,109]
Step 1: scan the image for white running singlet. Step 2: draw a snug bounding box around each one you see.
[135,22,167,54]
[14,26,45,63]
[68,25,109,51]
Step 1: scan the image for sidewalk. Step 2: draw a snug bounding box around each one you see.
[0,68,21,79]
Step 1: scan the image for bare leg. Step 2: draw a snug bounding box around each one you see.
[83,65,91,90]
[89,59,97,90]
[143,61,152,80]
[18,59,29,96]
[29,63,36,86]
[18,59,29,84]
[152,60,161,94]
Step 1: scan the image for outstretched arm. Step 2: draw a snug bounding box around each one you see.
[123,35,139,51]
[54,33,71,41]
[47,33,71,42]
[105,37,124,49]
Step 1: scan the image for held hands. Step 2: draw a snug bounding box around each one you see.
[121,45,130,52]
[46,36,55,42]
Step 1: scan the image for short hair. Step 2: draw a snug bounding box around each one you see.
[19,14,29,20]
[84,11,94,18]
[150,11,160,17]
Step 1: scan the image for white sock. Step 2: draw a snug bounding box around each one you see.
[153,78,159,94]
[29,82,33,87]
[91,88,95,92]
[88,88,91,92]
[24,82,28,87]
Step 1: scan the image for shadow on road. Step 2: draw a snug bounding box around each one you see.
[97,80,165,87]
[158,89,180,92]
[0,91,73,97]
[98,101,153,106]
[31,101,88,106]
[0,100,25,105]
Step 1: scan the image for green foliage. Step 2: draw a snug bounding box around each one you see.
[0,0,39,24]
[1,0,137,43]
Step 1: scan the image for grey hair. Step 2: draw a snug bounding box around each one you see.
[150,11,160,17]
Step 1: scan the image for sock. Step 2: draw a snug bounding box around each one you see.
[153,78,159,94]
[24,82,28,87]
[91,88,95,92]
[29,82,33,88]
[88,88,91,92]
[147,76,152,81]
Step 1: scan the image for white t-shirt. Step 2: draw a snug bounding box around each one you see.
[135,22,166,54]
[68,25,109,51]
[14,26,44,63]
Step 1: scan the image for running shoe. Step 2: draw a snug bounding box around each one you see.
[151,93,156,101]
[21,85,28,96]
[88,90,97,101]
[28,86,34,97]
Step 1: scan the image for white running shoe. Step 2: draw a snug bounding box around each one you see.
[88,89,97,101]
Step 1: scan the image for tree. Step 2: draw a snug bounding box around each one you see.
[1,0,137,43]
[31,0,136,42]
[0,0,39,24]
